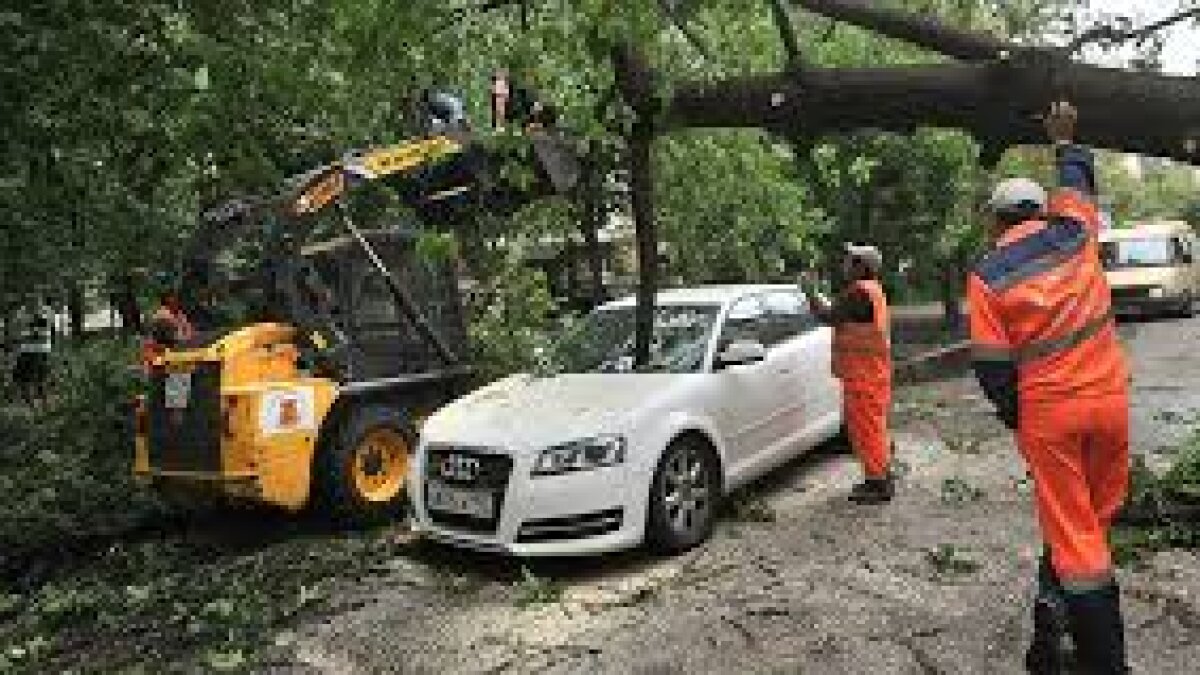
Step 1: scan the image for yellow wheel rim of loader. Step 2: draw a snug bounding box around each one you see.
[352,428,410,503]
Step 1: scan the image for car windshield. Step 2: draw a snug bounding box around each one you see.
[1101,238,1179,269]
[538,303,722,375]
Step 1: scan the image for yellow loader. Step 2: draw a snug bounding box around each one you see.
[134,122,578,523]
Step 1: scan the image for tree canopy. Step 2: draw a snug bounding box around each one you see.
[2,0,1196,348]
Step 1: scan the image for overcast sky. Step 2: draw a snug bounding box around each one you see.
[1079,0,1198,75]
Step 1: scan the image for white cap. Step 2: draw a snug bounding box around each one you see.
[987,177,1047,214]
[844,243,883,275]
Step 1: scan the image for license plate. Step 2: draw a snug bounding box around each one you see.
[164,372,192,410]
[425,481,495,519]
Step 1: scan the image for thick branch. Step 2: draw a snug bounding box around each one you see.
[1068,7,1200,53]
[658,56,1200,165]
[790,0,1008,61]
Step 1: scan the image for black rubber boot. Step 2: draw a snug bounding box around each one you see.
[848,472,894,504]
[1025,553,1073,673]
[1064,582,1130,675]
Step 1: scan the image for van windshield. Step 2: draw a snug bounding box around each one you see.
[1101,237,1184,269]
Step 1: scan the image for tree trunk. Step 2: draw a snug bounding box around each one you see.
[67,282,85,340]
[939,263,964,334]
[629,129,657,370]
[579,146,608,309]
[611,0,1200,167]
[659,60,1199,166]
[111,273,142,336]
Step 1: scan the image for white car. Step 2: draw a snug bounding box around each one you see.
[411,285,843,556]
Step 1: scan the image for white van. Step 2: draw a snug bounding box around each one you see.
[1100,221,1199,318]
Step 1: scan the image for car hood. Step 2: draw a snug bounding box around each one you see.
[423,373,688,451]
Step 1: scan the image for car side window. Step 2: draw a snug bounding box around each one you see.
[718,296,767,348]
[760,291,819,347]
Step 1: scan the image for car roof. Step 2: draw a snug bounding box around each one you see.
[599,284,801,310]
[1101,222,1193,240]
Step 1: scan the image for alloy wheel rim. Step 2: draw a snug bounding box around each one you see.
[662,445,711,537]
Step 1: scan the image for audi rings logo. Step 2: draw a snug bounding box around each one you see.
[439,454,480,482]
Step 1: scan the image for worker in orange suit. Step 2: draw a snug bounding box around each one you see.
[803,244,895,504]
[141,289,195,372]
[969,102,1130,674]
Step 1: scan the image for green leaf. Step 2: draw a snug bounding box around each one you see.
[194,65,210,91]
[204,648,246,671]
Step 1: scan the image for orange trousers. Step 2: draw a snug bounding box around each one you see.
[1017,392,1129,588]
[844,385,892,479]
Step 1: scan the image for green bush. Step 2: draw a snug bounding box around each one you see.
[0,339,165,562]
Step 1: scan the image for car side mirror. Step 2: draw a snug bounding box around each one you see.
[716,340,767,370]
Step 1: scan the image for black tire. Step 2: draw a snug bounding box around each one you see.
[314,404,416,526]
[645,435,721,554]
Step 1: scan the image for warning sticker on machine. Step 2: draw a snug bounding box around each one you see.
[259,388,317,435]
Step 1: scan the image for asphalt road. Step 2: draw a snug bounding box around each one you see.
[265,313,1200,675]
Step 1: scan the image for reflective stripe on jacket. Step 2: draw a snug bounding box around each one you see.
[832,279,891,387]
[968,189,1128,403]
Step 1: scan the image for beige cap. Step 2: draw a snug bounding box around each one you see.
[987,177,1047,214]
[844,243,883,275]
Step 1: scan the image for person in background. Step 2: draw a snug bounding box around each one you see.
[490,68,548,131]
[801,244,896,504]
[14,312,52,405]
[968,101,1130,674]
[141,289,195,372]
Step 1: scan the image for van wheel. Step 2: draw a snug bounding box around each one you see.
[646,436,720,554]
[315,405,415,526]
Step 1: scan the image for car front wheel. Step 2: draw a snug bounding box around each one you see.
[646,436,720,554]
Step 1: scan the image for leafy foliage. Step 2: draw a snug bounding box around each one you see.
[0,340,164,562]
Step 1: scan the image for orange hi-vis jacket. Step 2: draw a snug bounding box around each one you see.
[832,279,892,390]
[968,189,1128,414]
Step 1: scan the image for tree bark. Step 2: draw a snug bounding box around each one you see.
[658,59,1200,166]
[611,1,1200,167]
[629,130,657,369]
[579,143,608,309]
[67,281,85,339]
[111,273,142,336]
[790,0,1007,62]
[614,44,663,369]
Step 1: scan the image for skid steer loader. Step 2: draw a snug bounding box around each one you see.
[133,123,578,524]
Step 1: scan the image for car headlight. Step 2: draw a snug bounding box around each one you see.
[531,435,626,477]
[1149,286,1166,298]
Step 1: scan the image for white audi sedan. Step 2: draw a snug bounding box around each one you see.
[411,285,843,556]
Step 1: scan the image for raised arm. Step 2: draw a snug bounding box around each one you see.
[1044,101,1103,235]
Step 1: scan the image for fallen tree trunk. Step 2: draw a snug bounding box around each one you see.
[615,0,1200,165]
[629,54,1200,166]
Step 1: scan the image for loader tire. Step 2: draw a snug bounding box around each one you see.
[315,404,415,526]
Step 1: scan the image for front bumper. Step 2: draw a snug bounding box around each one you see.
[411,445,647,556]
[1112,295,1190,316]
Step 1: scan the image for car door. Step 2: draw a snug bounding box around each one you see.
[792,289,840,433]
[752,289,839,462]
[708,295,779,475]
